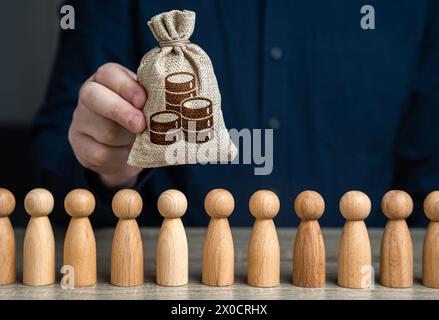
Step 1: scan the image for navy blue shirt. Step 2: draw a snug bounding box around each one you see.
[32,0,439,227]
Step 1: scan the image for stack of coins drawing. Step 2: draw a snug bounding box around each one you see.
[149,111,181,145]
[149,71,213,145]
[181,97,214,143]
[165,72,197,113]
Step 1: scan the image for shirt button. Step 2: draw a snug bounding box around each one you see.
[268,117,281,129]
[269,47,283,60]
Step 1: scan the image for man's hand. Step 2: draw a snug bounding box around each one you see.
[68,63,147,188]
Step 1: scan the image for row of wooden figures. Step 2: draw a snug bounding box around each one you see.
[0,187,438,289]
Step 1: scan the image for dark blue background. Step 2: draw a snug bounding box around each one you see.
[31,0,439,227]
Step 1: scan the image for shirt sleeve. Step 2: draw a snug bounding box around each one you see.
[30,0,147,226]
[394,0,439,226]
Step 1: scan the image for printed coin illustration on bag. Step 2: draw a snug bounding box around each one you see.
[149,72,214,145]
[128,10,237,168]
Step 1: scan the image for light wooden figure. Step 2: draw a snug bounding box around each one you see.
[380,190,413,288]
[293,190,326,288]
[338,191,372,288]
[247,190,280,287]
[156,189,188,286]
[422,191,439,288]
[0,188,16,285]
[63,189,97,287]
[23,188,55,286]
[202,189,235,286]
[111,189,143,286]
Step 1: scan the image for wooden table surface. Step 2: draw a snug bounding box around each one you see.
[0,227,438,300]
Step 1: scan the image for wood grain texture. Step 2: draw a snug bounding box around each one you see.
[380,220,413,288]
[110,189,144,287]
[157,218,188,286]
[63,189,96,287]
[23,217,55,286]
[64,189,96,218]
[24,188,54,218]
[0,228,436,300]
[63,218,97,287]
[338,221,372,288]
[157,189,188,219]
[204,189,235,219]
[247,219,280,287]
[112,189,143,220]
[423,223,439,288]
[293,220,326,288]
[0,188,15,218]
[247,190,280,287]
[111,219,143,287]
[293,191,326,288]
[202,218,234,286]
[202,189,234,287]
[338,191,372,288]
[380,190,413,288]
[23,188,55,286]
[0,217,15,285]
[0,189,16,285]
[156,189,188,286]
[423,191,439,288]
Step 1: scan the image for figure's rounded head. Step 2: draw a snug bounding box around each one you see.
[204,189,234,219]
[381,190,413,220]
[294,190,325,221]
[112,189,143,219]
[64,189,95,218]
[424,191,439,222]
[24,188,54,217]
[157,189,187,219]
[0,188,15,217]
[339,191,371,221]
[249,190,280,219]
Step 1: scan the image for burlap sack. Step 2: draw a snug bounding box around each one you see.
[128,10,237,168]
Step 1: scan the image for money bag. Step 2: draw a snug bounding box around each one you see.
[128,10,238,168]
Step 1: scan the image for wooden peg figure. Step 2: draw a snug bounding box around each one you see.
[202,189,235,286]
[111,189,143,286]
[156,189,188,286]
[293,190,326,288]
[0,188,16,285]
[23,188,55,286]
[338,191,372,288]
[380,190,413,288]
[247,190,280,287]
[63,189,97,287]
[422,191,439,288]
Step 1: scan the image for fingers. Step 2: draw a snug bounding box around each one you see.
[73,104,135,147]
[70,63,146,188]
[94,63,147,109]
[79,81,146,133]
[68,130,134,175]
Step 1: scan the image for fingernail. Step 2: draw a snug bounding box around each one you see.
[128,113,142,132]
